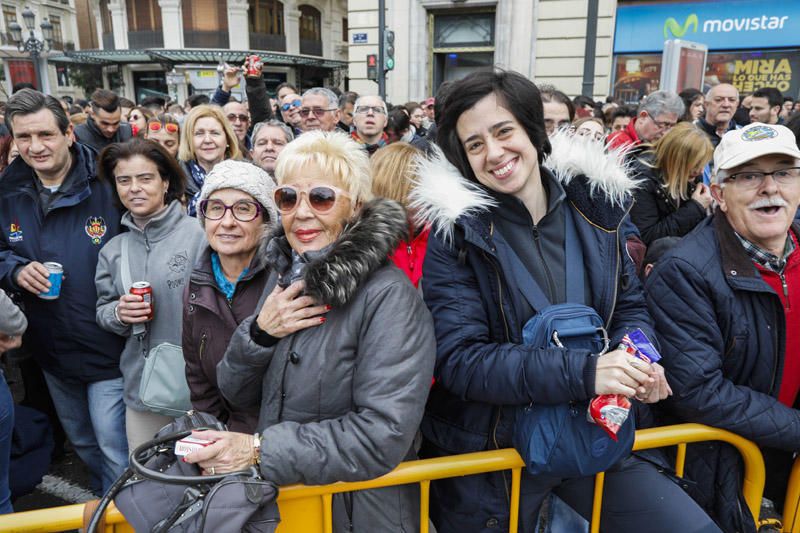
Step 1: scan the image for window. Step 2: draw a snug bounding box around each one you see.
[429,10,496,93]
[3,4,16,43]
[56,65,70,87]
[183,0,227,32]
[250,0,283,35]
[49,15,63,48]
[99,0,112,34]
[298,5,321,41]
[126,0,162,31]
[342,17,347,42]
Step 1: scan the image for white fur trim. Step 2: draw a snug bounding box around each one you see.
[545,129,639,208]
[408,145,496,245]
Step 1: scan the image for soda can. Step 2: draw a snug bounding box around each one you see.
[38,262,63,300]
[246,55,262,77]
[130,281,154,321]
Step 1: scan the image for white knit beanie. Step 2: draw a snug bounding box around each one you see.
[198,160,278,229]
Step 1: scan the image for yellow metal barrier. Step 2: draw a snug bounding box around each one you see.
[0,424,770,533]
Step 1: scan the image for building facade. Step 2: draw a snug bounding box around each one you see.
[47,0,348,103]
[347,0,616,102]
[0,0,82,99]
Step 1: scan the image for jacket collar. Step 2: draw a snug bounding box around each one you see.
[190,241,269,288]
[120,200,186,242]
[264,198,407,307]
[713,209,800,290]
[410,130,638,245]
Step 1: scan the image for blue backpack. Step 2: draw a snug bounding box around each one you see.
[509,208,635,478]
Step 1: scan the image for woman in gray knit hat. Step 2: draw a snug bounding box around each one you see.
[182,160,278,433]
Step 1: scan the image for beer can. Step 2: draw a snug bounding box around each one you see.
[39,262,63,300]
[130,281,154,321]
[246,55,262,77]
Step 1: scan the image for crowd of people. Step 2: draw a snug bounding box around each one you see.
[0,58,799,533]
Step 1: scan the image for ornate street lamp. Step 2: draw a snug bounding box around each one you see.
[9,7,53,91]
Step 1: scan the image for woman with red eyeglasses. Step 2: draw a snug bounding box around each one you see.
[144,113,181,158]
[183,131,435,532]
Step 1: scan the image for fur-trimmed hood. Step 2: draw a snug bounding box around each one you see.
[409,130,638,243]
[264,198,407,307]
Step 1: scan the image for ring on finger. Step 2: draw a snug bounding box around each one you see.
[210,466,215,475]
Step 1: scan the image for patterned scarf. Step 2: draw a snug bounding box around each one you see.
[350,131,388,155]
[211,252,249,302]
[187,160,207,217]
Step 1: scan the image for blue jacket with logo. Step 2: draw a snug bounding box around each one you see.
[0,143,125,383]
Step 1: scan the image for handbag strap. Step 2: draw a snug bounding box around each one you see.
[120,236,147,337]
[505,206,585,312]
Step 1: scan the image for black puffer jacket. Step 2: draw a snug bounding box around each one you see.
[629,154,707,246]
[645,213,800,532]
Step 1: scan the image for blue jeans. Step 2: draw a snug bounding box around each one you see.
[0,371,13,514]
[42,372,128,494]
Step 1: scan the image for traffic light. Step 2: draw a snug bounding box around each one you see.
[383,30,395,71]
[366,54,378,81]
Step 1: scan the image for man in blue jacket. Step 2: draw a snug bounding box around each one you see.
[646,123,800,532]
[0,89,126,494]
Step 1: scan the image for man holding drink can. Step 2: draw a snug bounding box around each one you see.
[0,89,126,495]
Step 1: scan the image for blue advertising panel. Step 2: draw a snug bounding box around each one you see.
[614,0,800,54]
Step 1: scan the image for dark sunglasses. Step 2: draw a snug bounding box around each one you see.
[298,107,337,118]
[226,113,249,123]
[280,99,302,112]
[199,199,263,222]
[273,184,350,214]
[148,121,179,134]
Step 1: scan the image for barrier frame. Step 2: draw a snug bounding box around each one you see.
[0,423,784,533]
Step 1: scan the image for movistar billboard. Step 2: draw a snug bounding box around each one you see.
[614,0,800,54]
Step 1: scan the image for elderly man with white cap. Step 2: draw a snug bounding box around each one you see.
[644,122,800,532]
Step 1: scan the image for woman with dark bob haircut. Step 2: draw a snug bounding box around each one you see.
[95,139,206,450]
[412,70,721,532]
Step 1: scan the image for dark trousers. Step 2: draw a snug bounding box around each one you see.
[428,453,722,533]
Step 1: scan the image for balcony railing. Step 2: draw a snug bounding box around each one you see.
[184,30,228,48]
[249,32,286,52]
[102,32,115,50]
[299,38,322,56]
[128,30,164,49]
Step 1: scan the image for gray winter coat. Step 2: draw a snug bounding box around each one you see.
[0,288,26,335]
[95,200,206,410]
[218,199,436,533]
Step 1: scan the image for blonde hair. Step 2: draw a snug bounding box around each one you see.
[178,104,242,162]
[370,142,422,208]
[649,122,713,201]
[274,130,373,203]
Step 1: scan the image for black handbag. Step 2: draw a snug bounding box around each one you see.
[87,411,280,533]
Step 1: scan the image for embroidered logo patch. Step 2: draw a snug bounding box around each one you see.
[168,251,189,274]
[8,222,23,243]
[741,125,778,142]
[85,216,107,245]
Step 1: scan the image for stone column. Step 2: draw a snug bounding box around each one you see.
[284,0,301,55]
[158,0,183,48]
[227,0,250,50]
[107,0,128,49]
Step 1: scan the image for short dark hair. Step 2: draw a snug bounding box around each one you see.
[753,87,783,110]
[186,94,209,108]
[386,107,411,134]
[91,89,120,113]
[12,82,35,94]
[119,97,135,109]
[436,70,552,184]
[784,96,795,104]
[5,88,71,137]
[98,138,186,206]
[140,96,166,112]
[573,95,596,110]
[275,82,297,95]
[611,105,636,122]
[339,91,358,109]
[539,85,576,122]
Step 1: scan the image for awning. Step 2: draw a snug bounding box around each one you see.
[47,49,348,69]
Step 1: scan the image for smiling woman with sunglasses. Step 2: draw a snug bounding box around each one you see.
[182,160,278,433]
[144,113,181,158]
[183,131,436,532]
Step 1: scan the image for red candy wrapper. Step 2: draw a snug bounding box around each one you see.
[588,329,662,440]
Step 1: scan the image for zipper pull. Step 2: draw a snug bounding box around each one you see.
[781,273,790,310]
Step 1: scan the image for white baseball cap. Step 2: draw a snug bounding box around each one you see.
[714,123,800,172]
